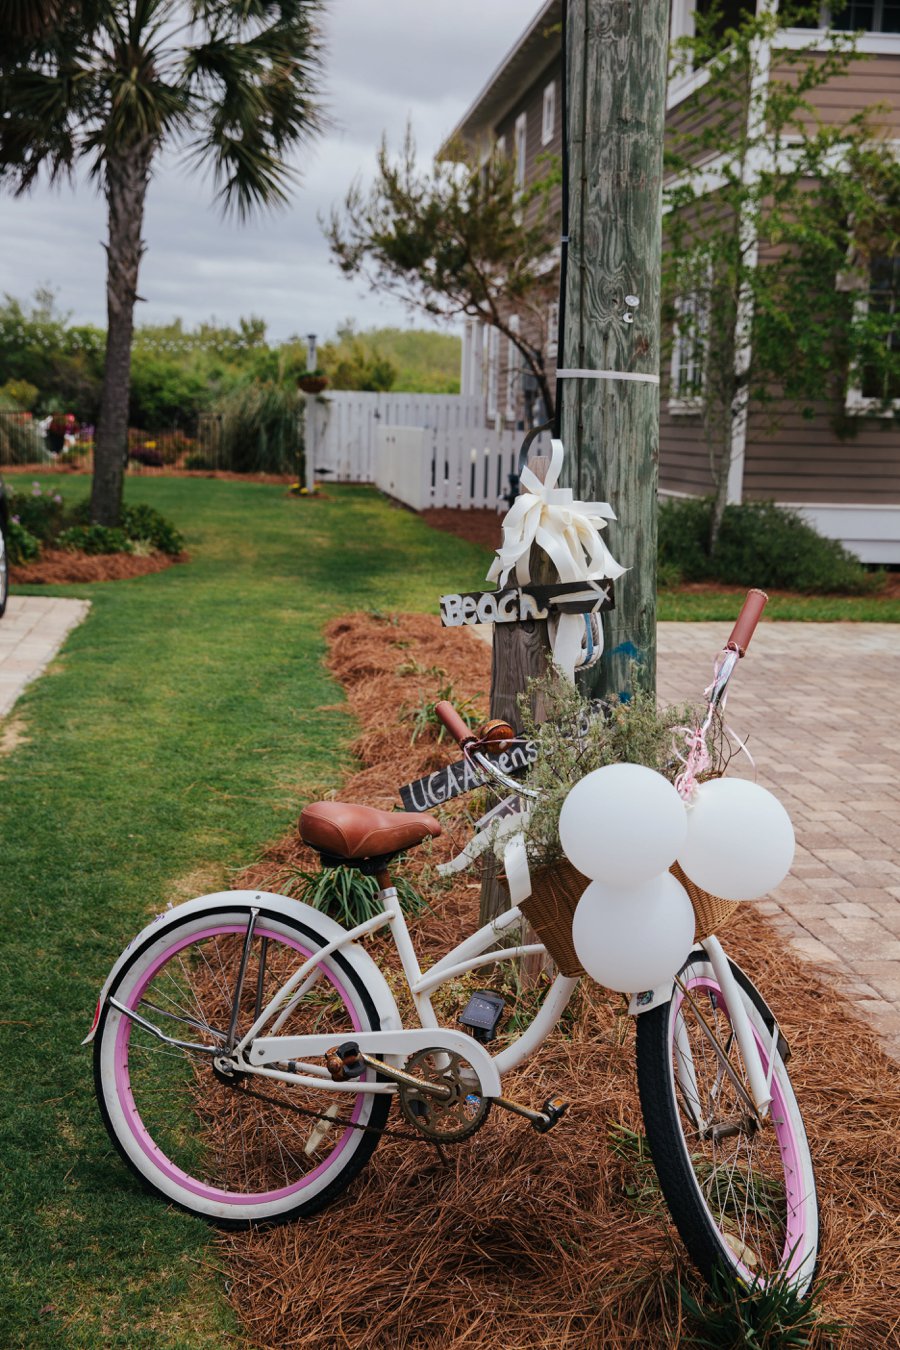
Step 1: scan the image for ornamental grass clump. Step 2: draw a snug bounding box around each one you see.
[516,672,725,872]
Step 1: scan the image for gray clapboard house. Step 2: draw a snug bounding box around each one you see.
[445,1,900,563]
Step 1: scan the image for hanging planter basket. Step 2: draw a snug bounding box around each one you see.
[297,374,329,395]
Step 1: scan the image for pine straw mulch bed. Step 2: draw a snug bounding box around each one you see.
[10,548,187,585]
[224,612,900,1349]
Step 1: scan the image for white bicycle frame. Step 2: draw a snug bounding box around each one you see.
[233,878,774,1120]
[239,885,577,1097]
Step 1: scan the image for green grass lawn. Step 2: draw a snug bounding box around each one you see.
[0,477,490,1349]
[657,586,900,622]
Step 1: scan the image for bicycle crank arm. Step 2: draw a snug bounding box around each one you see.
[494,1094,569,1133]
[356,1053,455,1101]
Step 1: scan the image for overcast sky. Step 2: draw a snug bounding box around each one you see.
[0,1,534,344]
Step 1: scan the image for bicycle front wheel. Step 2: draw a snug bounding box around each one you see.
[636,951,818,1293]
[94,905,390,1227]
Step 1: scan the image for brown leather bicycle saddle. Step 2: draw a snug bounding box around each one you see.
[299,801,441,864]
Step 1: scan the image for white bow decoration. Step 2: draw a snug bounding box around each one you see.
[487,438,626,680]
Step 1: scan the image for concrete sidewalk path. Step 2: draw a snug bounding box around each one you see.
[658,621,900,1060]
[0,595,91,719]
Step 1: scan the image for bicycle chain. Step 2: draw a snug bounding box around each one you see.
[228,1078,437,1145]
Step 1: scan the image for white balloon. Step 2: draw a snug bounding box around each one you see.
[677,777,795,901]
[571,873,696,993]
[558,763,687,885]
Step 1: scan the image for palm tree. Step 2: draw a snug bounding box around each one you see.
[0,0,324,522]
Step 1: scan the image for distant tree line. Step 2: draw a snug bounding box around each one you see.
[0,291,462,435]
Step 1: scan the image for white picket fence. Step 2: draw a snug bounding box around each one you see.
[374,423,551,511]
[312,391,484,483]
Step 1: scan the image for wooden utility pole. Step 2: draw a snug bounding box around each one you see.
[480,455,553,926]
[559,0,669,702]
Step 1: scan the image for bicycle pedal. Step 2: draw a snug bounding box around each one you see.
[533,1096,569,1134]
[325,1041,365,1081]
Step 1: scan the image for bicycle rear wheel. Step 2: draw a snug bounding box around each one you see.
[636,951,818,1293]
[94,905,390,1227]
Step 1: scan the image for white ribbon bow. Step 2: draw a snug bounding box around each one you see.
[487,438,626,679]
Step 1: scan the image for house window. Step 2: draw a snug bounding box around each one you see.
[668,1,754,101]
[514,113,527,191]
[542,82,556,145]
[671,290,709,404]
[793,2,900,28]
[495,134,506,159]
[860,256,900,400]
[693,0,753,45]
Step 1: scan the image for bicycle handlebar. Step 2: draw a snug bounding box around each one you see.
[434,590,766,786]
[726,589,768,657]
[434,700,477,748]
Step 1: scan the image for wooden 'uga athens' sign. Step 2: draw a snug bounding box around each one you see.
[440,579,615,628]
[399,740,537,813]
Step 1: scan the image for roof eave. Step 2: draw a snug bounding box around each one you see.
[439,0,562,160]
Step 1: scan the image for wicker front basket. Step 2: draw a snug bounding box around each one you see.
[518,858,740,979]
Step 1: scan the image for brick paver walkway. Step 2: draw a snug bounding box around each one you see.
[657,621,900,1060]
[0,595,91,718]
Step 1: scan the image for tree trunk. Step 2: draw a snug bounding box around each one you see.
[91,142,154,525]
[708,415,733,553]
[560,0,669,704]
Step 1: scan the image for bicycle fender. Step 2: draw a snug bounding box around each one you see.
[82,890,403,1045]
[627,980,676,1016]
[626,950,788,1054]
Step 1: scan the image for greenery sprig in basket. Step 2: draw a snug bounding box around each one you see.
[504,674,734,976]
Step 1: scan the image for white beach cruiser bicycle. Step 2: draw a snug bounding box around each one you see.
[86,592,818,1294]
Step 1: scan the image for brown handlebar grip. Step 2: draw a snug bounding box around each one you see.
[726,589,769,656]
[434,700,476,747]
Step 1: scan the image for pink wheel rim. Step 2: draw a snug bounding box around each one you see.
[113,923,367,1206]
[675,975,810,1282]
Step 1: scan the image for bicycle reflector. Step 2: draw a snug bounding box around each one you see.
[459,991,505,1044]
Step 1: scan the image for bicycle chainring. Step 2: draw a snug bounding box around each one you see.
[397,1048,491,1143]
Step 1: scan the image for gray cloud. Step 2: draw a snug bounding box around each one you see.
[0,0,531,343]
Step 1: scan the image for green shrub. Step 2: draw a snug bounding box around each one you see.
[658,496,879,595]
[213,379,301,474]
[57,445,90,465]
[7,482,65,541]
[120,503,185,555]
[57,524,133,555]
[715,501,879,594]
[7,520,41,564]
[184,451,216,470]
[0,379,39,410]
[658,496,714,583]
[69,498,184,554]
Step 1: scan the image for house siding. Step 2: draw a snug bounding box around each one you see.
[659,406,715,495]
[495,55,563,224]
[665,84,745,169]
[771,51,900,137]
[452,9,900,554]
[742,404,900,505]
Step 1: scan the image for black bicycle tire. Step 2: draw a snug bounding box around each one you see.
[93,904,391,1229]
[635,950,818,1290]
